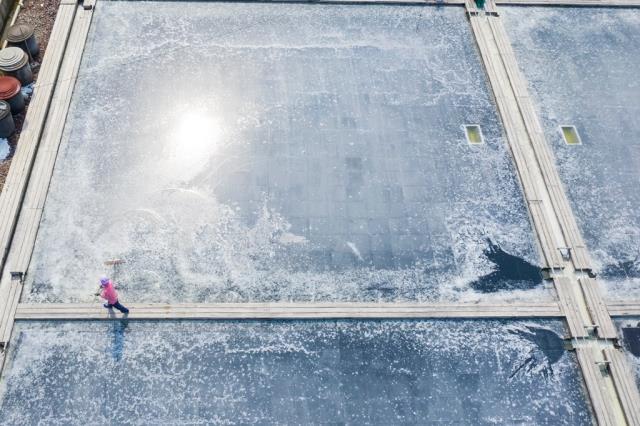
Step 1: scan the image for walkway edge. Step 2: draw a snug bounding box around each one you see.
[0,3,76,275]
[14,302,564,320]
[0,1,94,372]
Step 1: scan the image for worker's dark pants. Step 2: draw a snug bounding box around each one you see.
[106,301,129,314]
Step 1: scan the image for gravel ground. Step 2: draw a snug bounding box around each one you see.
[0,0,61,192]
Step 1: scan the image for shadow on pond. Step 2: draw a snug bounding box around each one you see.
[508,326,565,379]
[471,238,542,293]
[622,326,640,357]
[601,256,640,280]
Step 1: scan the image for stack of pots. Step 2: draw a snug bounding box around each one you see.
[0,101,14,138]
[7,24,39,60]
[0,47,33,85]
[0,74,21,138]
[0,76,24,113]
[0,24,38,138]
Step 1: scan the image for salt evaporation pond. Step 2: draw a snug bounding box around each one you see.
[24,2,546,303]
[617,317,640,388]
[502,7,640,300]
[0,319,591,424]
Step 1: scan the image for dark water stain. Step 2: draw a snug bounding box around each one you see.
[470,238,542,293]
[508,326,565,379]
[601,257,640,280]
[622,327,640,357]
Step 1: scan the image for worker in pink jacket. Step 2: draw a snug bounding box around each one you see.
[96,276,129,314]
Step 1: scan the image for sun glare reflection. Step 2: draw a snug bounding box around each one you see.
[167,110,224,179]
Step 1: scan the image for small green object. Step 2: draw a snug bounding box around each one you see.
[465,125,484,145]
[475,0,486,8]
[560,126,582,145]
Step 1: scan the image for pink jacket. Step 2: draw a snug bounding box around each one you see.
[100,280,119,305]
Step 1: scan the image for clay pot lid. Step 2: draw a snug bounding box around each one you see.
[7,24,34,43]
[0,100,11,120]
[0,76,21,99]
[0,47,28,71]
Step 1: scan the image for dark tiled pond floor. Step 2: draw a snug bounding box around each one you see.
[0,319,591,424]
[24,2,545,303]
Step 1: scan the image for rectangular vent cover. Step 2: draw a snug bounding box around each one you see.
[464,125,484,145]
[560,125,582,145]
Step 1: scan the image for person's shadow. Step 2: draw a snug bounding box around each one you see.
[110,319,129,362]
